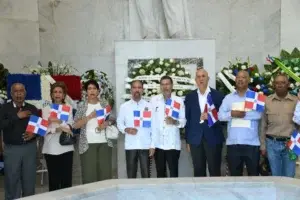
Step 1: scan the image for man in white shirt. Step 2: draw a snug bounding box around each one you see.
[117,80,155,178]
[150,76,186,177]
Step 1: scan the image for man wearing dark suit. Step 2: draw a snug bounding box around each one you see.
[185,68,225,177]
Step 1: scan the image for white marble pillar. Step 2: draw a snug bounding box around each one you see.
[280,0,300,51]
[0,0,40,72]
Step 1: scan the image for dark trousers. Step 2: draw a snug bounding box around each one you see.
[154,148,180,178]
[44,151,73,191]
[190,139,223,177]
[3,142,37,200]
[80,143,112,184]
[125,149,150,178]
[227,145,260,176]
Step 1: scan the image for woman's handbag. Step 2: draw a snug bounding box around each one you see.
[59,124,76,146]
[104,125,119,140]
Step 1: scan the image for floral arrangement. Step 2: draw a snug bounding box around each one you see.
[0,63,9,100]
[265,48,300,95]
[216,58,273,96]
[24,61,78,75]
[81,70,114,107]
[124,58,195,100]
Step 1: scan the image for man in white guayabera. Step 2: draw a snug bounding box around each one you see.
[134,0,191,39]
[117,80,155,178]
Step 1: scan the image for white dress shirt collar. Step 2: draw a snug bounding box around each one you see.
[197,87,211,96]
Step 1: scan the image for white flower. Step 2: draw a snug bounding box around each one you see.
[152,89,157,93]
[160,58,164,61]
[177,91,183,96]
[172,73,175,76]
[241,65,247,70]
[148,60,154,64]
[177,70,184,76]
[159,61,163,65]
[290,83,295,89]
[296,82,300,87]
[294,67,299,71]
[176,64,180,68]
[139,69,145,75]
[155,68,162,73]
[162,71,167,75]
[169,59,174,63]
[256,85,261,90]
[148,91,152,95]
[59,64,64,69]
[150,71,153,75]
[132,71,136,75]
[164,63,170,67]
[254,73,259,77]
[133,64,141,69]
[258,91,264,95]
[295,72,300,77]
[185,71,189,75]
[228,69,233,74]
[265,72,272,76]
[171,68,176,72]
[250,78,253,83]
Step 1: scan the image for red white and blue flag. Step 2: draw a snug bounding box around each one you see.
[204,93,218,127]
[287,130,300,155]
[50,104,71,121]
[165,98,181,119]
[96,105,111,124]
[26,115,49,136]
[133,110,152,128]
[244,90,266,112]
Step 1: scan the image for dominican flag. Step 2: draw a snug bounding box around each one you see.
[244,90,266,112]
[133,110,152,128]
[287,130,300,155]
[165,98,181,119]
[26,115,49,136]
[96,105,111,124]
[50,104,71,121]
[204,93,218,127]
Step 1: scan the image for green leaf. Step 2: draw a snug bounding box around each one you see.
[280,49,291,59]
[290,48,300,58]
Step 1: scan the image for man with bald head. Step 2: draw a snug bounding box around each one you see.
[185,67,225,177]
[261,74,298,177]
[0,83,39,200]
[218,70,262,176]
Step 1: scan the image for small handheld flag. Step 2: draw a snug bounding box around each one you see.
[133,110,152,128]
[26,115,49,136]
[96,105,111,124]
[245,90,266,112]
[50,104,71,121]
[287,130,300,156]
[200,93,218,127]
[165,98,181,119]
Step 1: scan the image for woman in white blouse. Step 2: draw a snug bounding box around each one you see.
[73,80,115,184]
[42,82,74,191]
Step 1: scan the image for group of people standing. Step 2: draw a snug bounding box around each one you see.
[0,66,299,200]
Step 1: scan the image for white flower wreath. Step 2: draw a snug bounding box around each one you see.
[81,70,114,106]
[123,58,195,100]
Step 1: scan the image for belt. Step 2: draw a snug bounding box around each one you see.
[266,135,289,142]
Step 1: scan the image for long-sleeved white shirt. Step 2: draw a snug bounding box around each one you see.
[150,94,186,150]
[117,99,153,150]
[293,101,300,125]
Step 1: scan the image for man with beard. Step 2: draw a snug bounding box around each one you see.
[218,70,262,176]
[150,76,186,178]
[0,83,39,200]
[184,68,225,177]
[260,74,298,177]
[117,80,155,178]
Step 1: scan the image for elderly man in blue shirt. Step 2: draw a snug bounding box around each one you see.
[293,92,300,125]
[218,70,262,176]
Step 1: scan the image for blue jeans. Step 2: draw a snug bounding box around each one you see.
[266,138,296,177]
